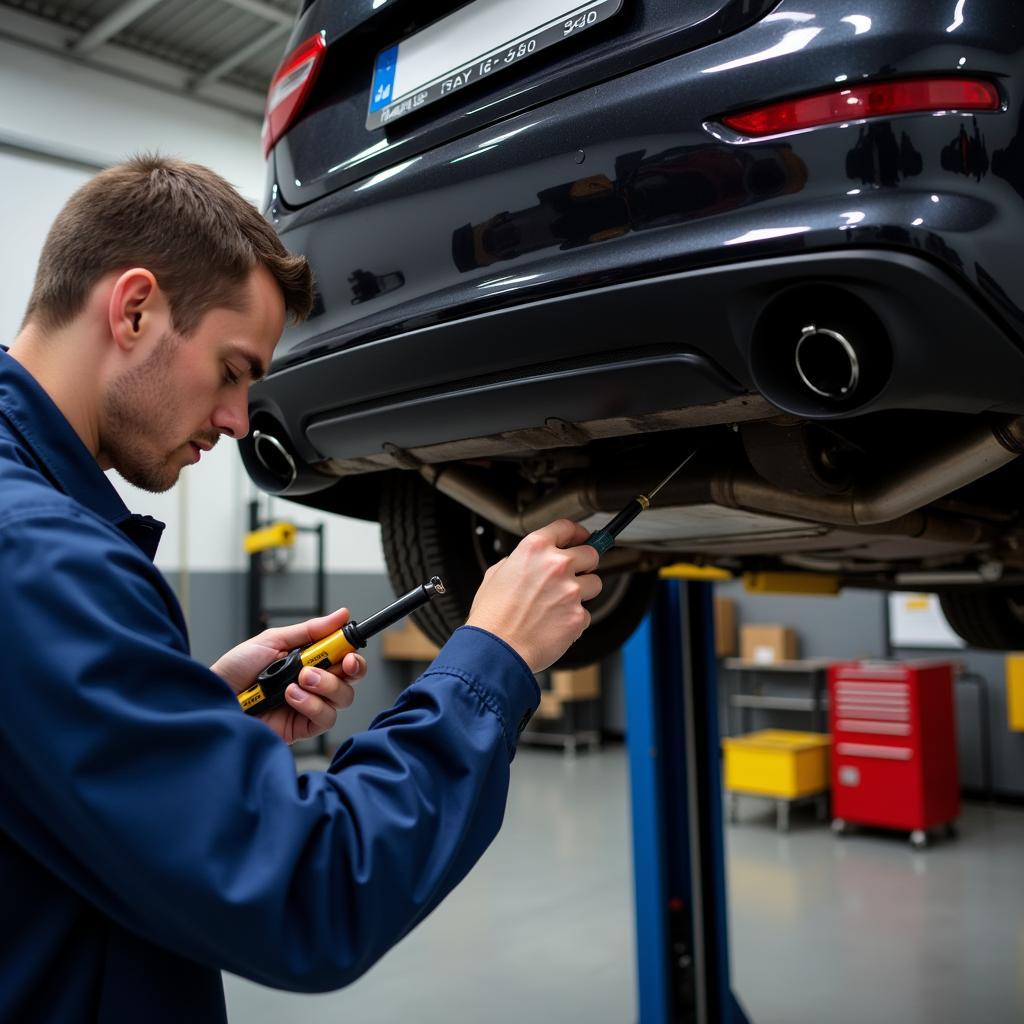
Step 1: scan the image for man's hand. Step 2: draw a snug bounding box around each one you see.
[211,607,368,744]
[466,519,602,673]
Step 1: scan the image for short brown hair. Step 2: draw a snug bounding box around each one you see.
[24,154,313,334]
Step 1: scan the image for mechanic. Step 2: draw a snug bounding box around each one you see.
[0,155,602,1022]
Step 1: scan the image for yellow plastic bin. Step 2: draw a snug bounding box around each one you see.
[1007,654,1024,732]
[722,730,831,799]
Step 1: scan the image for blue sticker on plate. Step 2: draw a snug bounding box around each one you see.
[370,44,399,112]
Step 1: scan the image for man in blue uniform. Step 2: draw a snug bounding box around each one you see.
[0,156,602,1021]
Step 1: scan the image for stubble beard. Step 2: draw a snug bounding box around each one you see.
[102,332,191,494]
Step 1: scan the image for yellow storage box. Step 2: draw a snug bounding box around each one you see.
[1007,655,1024,732]
[722,730,830,799]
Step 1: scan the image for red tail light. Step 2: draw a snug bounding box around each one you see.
[262,32,327,157]
[720,78,1001,138]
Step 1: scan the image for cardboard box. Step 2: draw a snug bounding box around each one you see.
[549,664,601,702]
[715,596,737,658]
[535,692,564,720]
[381,619,440,661]
[740,625,799,664]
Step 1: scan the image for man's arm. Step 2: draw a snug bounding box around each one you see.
[0,507,595,991]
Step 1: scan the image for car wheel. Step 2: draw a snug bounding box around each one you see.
[937,589,1024,649]
[380,473,659,670]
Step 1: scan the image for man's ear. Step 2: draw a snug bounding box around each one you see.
[108,268,163,352]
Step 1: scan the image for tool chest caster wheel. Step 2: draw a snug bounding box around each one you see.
[831,818,848,836]
[910,829,929,849]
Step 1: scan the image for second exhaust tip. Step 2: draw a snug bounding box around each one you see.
[795,324,861,399]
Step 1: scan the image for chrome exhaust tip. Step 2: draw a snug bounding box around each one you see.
[794,324,861,400]
[252,430,297,490]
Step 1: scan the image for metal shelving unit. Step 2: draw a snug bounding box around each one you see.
[519,697,602,755]
[722,658,832,735]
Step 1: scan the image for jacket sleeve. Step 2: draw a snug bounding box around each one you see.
[0,507,540,992]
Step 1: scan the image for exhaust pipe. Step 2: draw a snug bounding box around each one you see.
[714,416,1024,528]
[418,464,599,536]
[794,324,860,400]
[894,562,1004,587]
[422,416,1024,543]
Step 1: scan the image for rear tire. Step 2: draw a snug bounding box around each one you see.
[937,589,1024,649]
[379,473,658,669]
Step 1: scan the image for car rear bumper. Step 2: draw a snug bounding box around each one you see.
[242,248,1024,495]
[247,0,1024,497]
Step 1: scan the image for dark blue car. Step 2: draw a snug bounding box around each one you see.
[243,0,1024,664]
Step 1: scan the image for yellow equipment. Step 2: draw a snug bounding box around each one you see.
[243,520,297,554]
[660,564,732,581]
[742,571,840,596]
[722,730,831,800]
[1006,655,1024,732]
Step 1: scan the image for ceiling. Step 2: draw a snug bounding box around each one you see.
[0,0,303,121]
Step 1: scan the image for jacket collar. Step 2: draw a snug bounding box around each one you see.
[0,348,165,560]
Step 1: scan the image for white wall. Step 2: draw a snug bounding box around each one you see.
[0,37,264,199]
[0,153,91,345]
[0,38,386,585]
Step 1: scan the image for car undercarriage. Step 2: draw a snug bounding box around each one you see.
[245,0,1024,664]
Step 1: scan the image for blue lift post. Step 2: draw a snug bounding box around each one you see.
[624,578,750,1024]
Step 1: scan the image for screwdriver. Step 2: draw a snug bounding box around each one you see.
[585,451,698,555]
[238,576,446,716]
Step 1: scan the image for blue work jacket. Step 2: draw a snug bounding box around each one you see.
[0,349,540,1022]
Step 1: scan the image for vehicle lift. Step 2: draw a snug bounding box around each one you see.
[244,498,329,755]
[622,577,750,1024]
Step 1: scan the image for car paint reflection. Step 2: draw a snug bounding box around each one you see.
[846,124,923,187]
[452,143,808,272]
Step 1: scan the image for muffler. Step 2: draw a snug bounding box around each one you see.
[714,416,1024,528]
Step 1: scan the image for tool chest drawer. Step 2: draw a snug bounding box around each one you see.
[828,661,959,834]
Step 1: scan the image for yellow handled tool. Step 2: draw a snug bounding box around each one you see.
[238,577,446,716]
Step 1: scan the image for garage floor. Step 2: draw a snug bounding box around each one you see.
[224,747,1024,1023]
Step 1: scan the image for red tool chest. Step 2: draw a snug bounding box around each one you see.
[829,660,959,843]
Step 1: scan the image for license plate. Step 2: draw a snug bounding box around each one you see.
[367,0,624,131]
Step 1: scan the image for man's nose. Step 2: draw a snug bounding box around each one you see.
[212,393,249,440]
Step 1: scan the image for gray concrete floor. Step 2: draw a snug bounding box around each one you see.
[224,747,1024,1023]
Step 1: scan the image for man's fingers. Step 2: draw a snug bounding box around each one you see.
[533,518,592,550]
[578,573,604,603]
[269,607,351,653]
[567,543,600,575]
[338,652,367,682]
[315,653,366,686]
[300,606,351,644]
[299,668,356,710]
[286,683,339,732]
[527,519,599,573]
